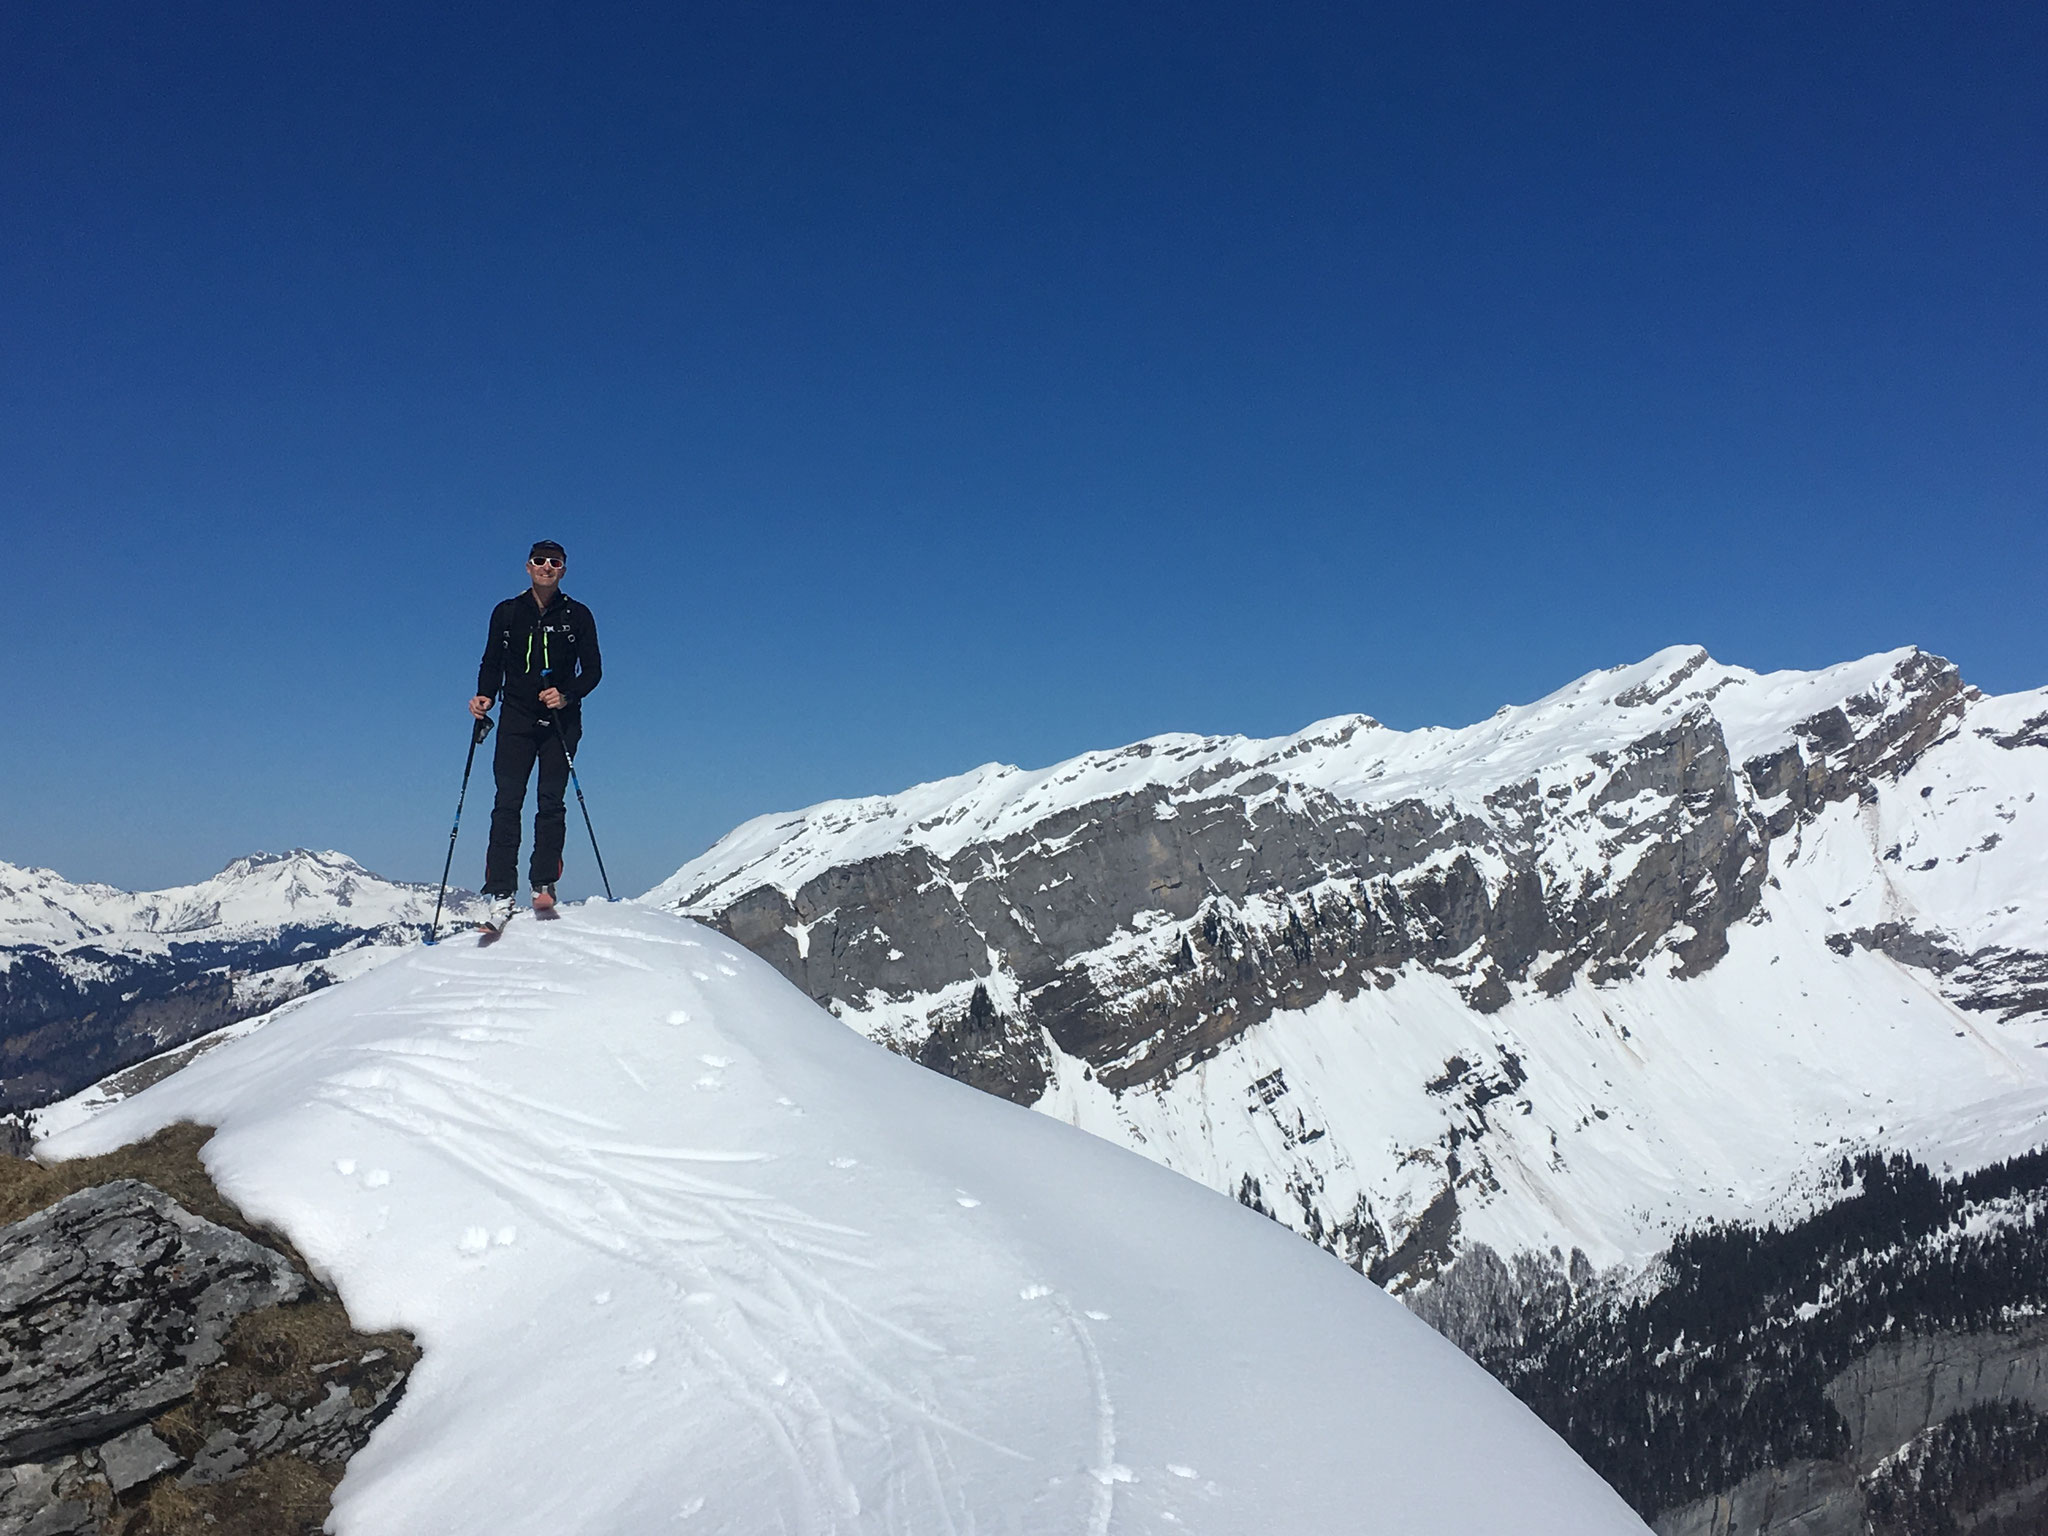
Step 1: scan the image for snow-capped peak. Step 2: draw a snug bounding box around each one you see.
[0,849,451,950]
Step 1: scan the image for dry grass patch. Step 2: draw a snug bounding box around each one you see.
[120,1455,339,1536]
[0,1121,316,1273]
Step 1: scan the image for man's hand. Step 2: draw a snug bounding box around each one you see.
[469,695,493,720]
[538,687,567,711]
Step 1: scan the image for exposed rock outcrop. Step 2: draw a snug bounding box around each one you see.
[0,1180,304,1463]
[1737,649,1970,837]
[0,1126,417,1536]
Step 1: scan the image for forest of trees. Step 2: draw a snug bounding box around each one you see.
[1432,1148,2048,1517]
[1864,1402,2048,1536]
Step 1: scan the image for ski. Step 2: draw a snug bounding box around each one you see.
[478,895,518,944]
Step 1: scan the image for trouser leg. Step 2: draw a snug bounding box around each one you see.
[484,718,541,897]
[530,716,579,889]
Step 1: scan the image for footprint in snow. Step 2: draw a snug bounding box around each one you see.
[592,1290,612,1305]
[624,1348,658,1372]
[1167,1464,1198,1479]
[829,1157,858,1169]
[676,1497,706,1519]
[690,971,711,982]
[363,1169,391,1188]
[1085,1309,1111,1321]
[955,1194,981,1208]
[459,1227,491,1254]
[334,1159,357,1176]
[698,1054,731,1068]
[664,1009,691,1026]
[495,1226,517,1246]
[693,1076,724,1092]
[1019,1284,1053,1300]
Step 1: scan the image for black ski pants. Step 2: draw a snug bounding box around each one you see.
[484,703,581,896]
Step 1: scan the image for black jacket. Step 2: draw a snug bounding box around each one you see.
[477,591,602,712]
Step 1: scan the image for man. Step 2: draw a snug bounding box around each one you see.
[470,540,603,929]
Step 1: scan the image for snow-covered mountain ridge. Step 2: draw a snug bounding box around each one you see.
[35,904,1649,1535]
[0,849,452,951]
[650,645,2048,1285]
[1,850,482,1110]
[661,646,1969,909]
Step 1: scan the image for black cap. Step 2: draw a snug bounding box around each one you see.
[529,540,566,561]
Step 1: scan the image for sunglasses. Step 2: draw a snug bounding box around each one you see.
[529,556,564,569]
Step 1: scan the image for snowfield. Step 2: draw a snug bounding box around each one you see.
[38,904,1648,1535]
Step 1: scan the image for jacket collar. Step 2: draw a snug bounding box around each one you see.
[521,587,569,615]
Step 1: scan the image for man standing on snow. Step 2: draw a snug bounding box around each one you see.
[469,540,602,929]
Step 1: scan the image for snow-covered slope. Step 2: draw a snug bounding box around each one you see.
[37,904,1647,1535]
[646,646,2048,1283]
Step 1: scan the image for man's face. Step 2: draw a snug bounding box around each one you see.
[529,553,564,591]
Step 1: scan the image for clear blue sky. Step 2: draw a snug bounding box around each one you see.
[6,2,2044,899]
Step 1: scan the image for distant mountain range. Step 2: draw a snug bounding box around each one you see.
[0,851,482,1109]
[651,644,2048,1533]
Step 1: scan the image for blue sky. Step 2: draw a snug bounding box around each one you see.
[6,2,2044,899]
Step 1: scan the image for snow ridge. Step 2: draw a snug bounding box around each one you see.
[38,904,1648,1535]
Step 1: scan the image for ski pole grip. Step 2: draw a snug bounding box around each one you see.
[473,715,495,746]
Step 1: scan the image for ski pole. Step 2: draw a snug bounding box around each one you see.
[426,713,494,944]
[562,743,614,901]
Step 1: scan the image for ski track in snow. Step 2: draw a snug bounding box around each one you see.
[39,904,1650,1536]
[319,925,1012,1528]
[1061,1299,1121,1536]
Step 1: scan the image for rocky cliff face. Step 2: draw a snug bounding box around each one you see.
[705,699,1781,1103]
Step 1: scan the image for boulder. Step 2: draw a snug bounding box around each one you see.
[0,1178,302,1464]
